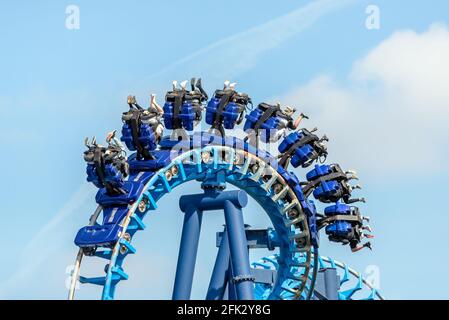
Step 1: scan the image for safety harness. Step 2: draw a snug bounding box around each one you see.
[166,80,207,131]
[165,90,186,130]
[91,145,126,195]
[212,90,234,135]
[301,165,348,197]
[278,130,320,167]
[252,103,283,132]
[122,108,154,160]
[211,89,251,136]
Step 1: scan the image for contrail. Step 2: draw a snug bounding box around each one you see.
[143,0,355,85]
[0,184,94,298]
[0,0,356,298]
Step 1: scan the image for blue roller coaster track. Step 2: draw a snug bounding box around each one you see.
[68,79,381,300]
[253,254,384,300]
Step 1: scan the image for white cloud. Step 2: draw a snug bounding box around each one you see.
[280,23,449,178]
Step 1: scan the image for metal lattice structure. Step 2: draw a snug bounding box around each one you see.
[253,253,384,300]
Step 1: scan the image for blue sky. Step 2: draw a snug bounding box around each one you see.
[0,0,448,299]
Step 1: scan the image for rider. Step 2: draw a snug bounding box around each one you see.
[84,132,129,195]
[302,164,366,204]
[206,80,252,138]
[145,94,164,143]
[278,104,308,132]
[320,202,374,253]
[122,94,164,160]
[163,78,207,140]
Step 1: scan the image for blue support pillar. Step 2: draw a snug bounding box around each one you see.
[322,268,339,300]
[227,262,237,300]
[174,189,252,300]
[223,200,255,300]
[314,268,340,300]
[206,227,230,300]
[172,205,203,300]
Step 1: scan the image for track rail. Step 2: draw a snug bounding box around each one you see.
[69,142,316,300]
[253,253,384,300]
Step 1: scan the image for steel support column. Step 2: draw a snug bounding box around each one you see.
[172,205,203,300]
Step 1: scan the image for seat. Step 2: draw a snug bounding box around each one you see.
[95,181,144,206]
[74,223,122,247]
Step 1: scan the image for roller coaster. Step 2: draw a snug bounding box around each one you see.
[68,78,382,300]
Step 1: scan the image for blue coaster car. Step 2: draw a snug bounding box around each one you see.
[278,129,327,168]
[164,97,202,131]
[206,89,251,132]
[244,103,287,143]
[86,162,124,190]
[121,103,160,161]
[314,180,343,203]
[179,101,198,131]
[324,201,352,217]
[121,121,158,153]
[304,164,355,203]
[84,140,128,195]
[74,181,145,249]
[164,80,206,131]
[324,202,352,240]
[323,202,363,248]
[306,164,333,181]
[74,211,126,248]
[325,221,352,237]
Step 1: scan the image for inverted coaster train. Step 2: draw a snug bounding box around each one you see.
[69,79,380,300]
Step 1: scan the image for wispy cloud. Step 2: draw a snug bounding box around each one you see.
[279,23,449,177]
[143,0,354,85]
[0,0,356,299]
[0,184,94,298]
